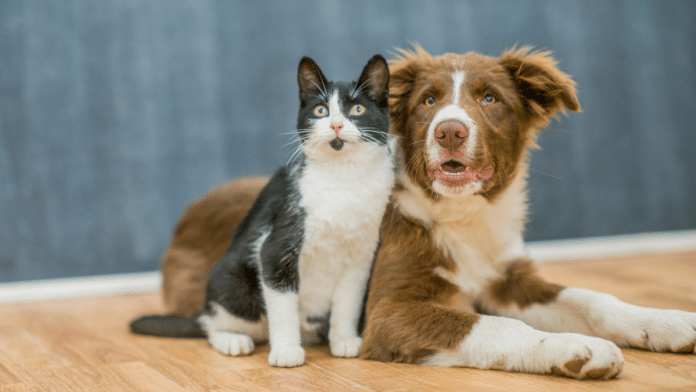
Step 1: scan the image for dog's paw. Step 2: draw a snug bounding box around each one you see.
[208,331,255,356]
[636,310,696,353]
[330,337,362,358]
[268,345,305,367]
[543,334,623,380]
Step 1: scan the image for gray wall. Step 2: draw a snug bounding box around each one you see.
[1,0,695,282]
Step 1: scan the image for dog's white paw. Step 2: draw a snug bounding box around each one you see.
[636,310,696,353]
[330,337,362,358]
[542,334,624,380]
[208,331,255,356]
[268,345,305,367]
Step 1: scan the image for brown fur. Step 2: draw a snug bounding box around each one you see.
[487,259,563,309]
[161,176,268,316]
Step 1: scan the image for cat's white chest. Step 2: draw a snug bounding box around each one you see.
[296,154,394,319]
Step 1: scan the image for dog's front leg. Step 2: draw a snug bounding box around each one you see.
[480,259,696,354]
[423,314,624,379]
[361,298,623,379]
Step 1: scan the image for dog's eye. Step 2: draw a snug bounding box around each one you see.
[425,96,436,106]
[313,105,329,117]
[349,104,365,116]
[481,94,497,105]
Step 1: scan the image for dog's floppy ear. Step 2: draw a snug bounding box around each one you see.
[500,47,580,128]
[388,45,430,134]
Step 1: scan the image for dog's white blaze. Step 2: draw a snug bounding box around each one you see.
[452,71,465,105]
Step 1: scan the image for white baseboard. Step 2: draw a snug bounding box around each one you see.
[527,229,696,262]
[1,230,695,303]
[0,271,161,304]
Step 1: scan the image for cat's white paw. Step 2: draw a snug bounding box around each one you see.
[330,337,362,358]
[268,345,305,367]
[635,310,696,353]
[208,331,255,356]
[542,334,623,380]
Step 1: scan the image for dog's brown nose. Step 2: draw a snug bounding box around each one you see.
[435,121,468,152]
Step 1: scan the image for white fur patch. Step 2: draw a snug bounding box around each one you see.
[262,284,305,367]
[488,287,696,353]
[426,105,478,164]
[451,71,465,105]
[198,302,268,357]
[423,315,623,379]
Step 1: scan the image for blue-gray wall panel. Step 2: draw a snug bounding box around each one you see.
[1,0,694,282]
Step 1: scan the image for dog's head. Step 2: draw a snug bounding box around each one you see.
[389,46,580,199]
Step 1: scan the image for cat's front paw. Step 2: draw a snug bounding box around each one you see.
[330,337,362,358]
[268,345,305,367]
[208,331,254,356]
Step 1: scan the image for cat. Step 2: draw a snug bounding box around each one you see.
[130,54,394,368]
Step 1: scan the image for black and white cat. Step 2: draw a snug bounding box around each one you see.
[130,55,394,368]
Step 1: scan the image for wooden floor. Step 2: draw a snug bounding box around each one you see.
[1,252,695,392]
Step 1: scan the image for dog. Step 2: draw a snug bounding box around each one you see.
[357,46,696,379]
[156,47,696,380]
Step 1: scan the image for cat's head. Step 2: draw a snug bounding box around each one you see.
[296,55,390,160]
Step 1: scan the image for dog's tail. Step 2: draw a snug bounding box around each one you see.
[129,315,206,338]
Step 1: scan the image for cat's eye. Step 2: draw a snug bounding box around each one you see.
[313,105,329,117]
[481,94,497,105]
[425,96,436,106]
[349,104,366,116]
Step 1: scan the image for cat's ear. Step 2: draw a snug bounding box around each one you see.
[298,57,329,105]
[356,55,390,107]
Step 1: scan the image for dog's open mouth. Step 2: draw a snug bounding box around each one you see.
[428,159,494,185]
[441,160,467,174]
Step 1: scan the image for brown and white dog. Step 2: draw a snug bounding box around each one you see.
[358,46,696,379]
[158,47,696,379]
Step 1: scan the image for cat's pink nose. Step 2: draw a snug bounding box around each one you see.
[330,123,343,136]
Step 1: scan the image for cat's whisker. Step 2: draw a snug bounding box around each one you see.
[350,82,367,100]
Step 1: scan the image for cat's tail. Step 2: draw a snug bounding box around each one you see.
[129,315,206,338]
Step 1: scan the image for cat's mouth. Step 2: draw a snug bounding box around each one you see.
[329,138,345,151]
